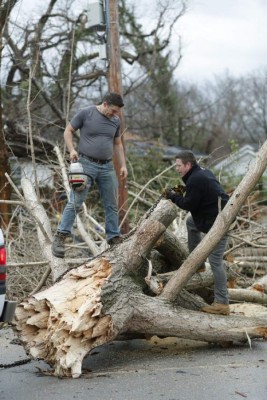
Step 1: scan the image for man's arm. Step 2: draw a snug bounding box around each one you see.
[64,123,78,162]
[167,184,202,212]
[113,136,127,179]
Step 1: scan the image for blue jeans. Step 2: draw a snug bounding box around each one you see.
[186,215,229,304]
[57,156,120,241]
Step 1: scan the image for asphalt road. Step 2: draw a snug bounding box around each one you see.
[0,326,266,400]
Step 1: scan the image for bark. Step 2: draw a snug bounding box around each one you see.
[228,288,267,304]
[154,230,188,269]
[15,199,267,378]
[231,247,267,258]
[234,256,267,262]
[230,303,267,318]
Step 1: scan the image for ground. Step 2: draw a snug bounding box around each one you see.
[1,325,266,400]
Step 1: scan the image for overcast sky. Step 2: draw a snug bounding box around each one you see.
[176,0,267,83]
[18,0,267,84]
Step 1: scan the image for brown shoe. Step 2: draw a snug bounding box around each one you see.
[107,236,124,246]
[201,302,230,315]
[197,265,206,273]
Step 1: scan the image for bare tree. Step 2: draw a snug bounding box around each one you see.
[2,0,188,143]
[120,0,188,143]
[182,71,267,157]
[239,71,267,143]
[0,0,18,225]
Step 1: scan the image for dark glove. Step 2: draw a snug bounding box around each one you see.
[162,188,176,199]
[162,184,186,199]
[172,184,186,196]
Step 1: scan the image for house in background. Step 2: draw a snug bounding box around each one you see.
[10,157,54,189]
[6,124,57,190]
[212,144,267,185]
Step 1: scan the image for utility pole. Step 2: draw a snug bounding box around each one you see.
[106,0,129,233]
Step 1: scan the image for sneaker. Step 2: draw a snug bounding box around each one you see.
[107,236,124,246]
[52,232,68,258]
[201,302,230,315]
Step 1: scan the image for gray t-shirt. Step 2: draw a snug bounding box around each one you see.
[70,105,121,160]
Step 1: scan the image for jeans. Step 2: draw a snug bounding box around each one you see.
[186,215,229,304]
[57,156,120,241]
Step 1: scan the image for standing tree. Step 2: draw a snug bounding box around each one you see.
[0,0,18,225]
[239,71,267,143]
[120,0,187,143]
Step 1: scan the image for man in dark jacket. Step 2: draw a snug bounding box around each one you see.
[165,150,230,315]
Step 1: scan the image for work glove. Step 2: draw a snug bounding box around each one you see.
[162,187,176,199]
[172,184,186,196]
[162,184,186,199]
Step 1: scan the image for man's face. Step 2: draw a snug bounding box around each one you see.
[102,102,121,118]
[175,159,192,177]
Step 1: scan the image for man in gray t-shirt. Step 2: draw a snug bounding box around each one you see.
[52,92,128,258]
[72,105,121,161]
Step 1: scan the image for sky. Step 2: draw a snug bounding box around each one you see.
[16,0,267,84]
[175,0,267,83]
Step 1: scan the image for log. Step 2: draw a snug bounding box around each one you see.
[15,200,267,378]
[21,177,67,281]
[159,264,237,291]
[228,288,267,304]
[154,230,188,269]
[234,256,267,262]
[230,303,267,318]
[249,274,267,294]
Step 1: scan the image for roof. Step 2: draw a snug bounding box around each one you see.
[5,121,58,162]
[213,144,267,177]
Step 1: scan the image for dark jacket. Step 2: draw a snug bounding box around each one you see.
[169,164,229,233]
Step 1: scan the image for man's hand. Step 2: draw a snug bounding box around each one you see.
[120,166,128,180]
[69,149,78,162]
[172,184,186,196]
[114,137,127,180]
[162,188,176,199]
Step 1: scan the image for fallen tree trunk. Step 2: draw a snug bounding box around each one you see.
[233,256,267,263]
[20,177,68,281]
[159,264,237,291]
[14,140,267,378]
[15,251,267,378]
[154,230,188,269]
[15,199,267,378]
[228,288,267,304]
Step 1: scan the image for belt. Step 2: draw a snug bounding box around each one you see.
[79,154,112,164]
